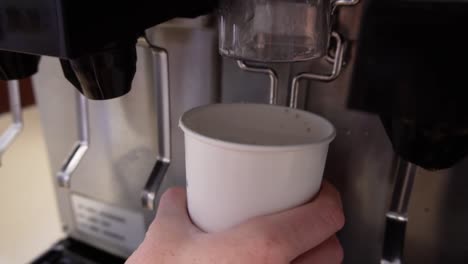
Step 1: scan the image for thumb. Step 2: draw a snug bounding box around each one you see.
[151,187,197,230]
[127,188,198,264]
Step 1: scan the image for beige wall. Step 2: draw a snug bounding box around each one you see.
[0,107,63,264]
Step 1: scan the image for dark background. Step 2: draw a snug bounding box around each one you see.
[0,78,34,114]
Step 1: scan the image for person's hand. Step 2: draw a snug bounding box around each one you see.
[126,181,345,264]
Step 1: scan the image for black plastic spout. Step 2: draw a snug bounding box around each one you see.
[0,50,40,80]
[61,38,137,100]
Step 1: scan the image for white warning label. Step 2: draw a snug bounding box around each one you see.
[71,194,146,251]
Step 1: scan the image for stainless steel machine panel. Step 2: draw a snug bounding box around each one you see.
[300,6,468,263]
[32,22,219,257]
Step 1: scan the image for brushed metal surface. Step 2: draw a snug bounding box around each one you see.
[33,25,219,257]
[404,163,468,264]
[299,3,468,263]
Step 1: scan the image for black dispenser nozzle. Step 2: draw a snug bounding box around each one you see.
[60,38,137,100]
[0,51,40,80]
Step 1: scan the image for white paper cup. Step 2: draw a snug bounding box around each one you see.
[179,103,336,232]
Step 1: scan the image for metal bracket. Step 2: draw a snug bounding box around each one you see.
[381,158,417,264]
[0,80,23,166]
[289,32,345,108]
[56,93,90,188]
[138,36,172,211]
[334,0,360,7]
[237,61,279,105]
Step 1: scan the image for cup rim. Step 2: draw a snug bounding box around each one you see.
[179,103,336,152]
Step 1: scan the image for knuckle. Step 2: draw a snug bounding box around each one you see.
[333,189,343,208]
[306,184,345,232]
[324,183,343,207]
[330,237,344,263]
[320,203,345,231]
